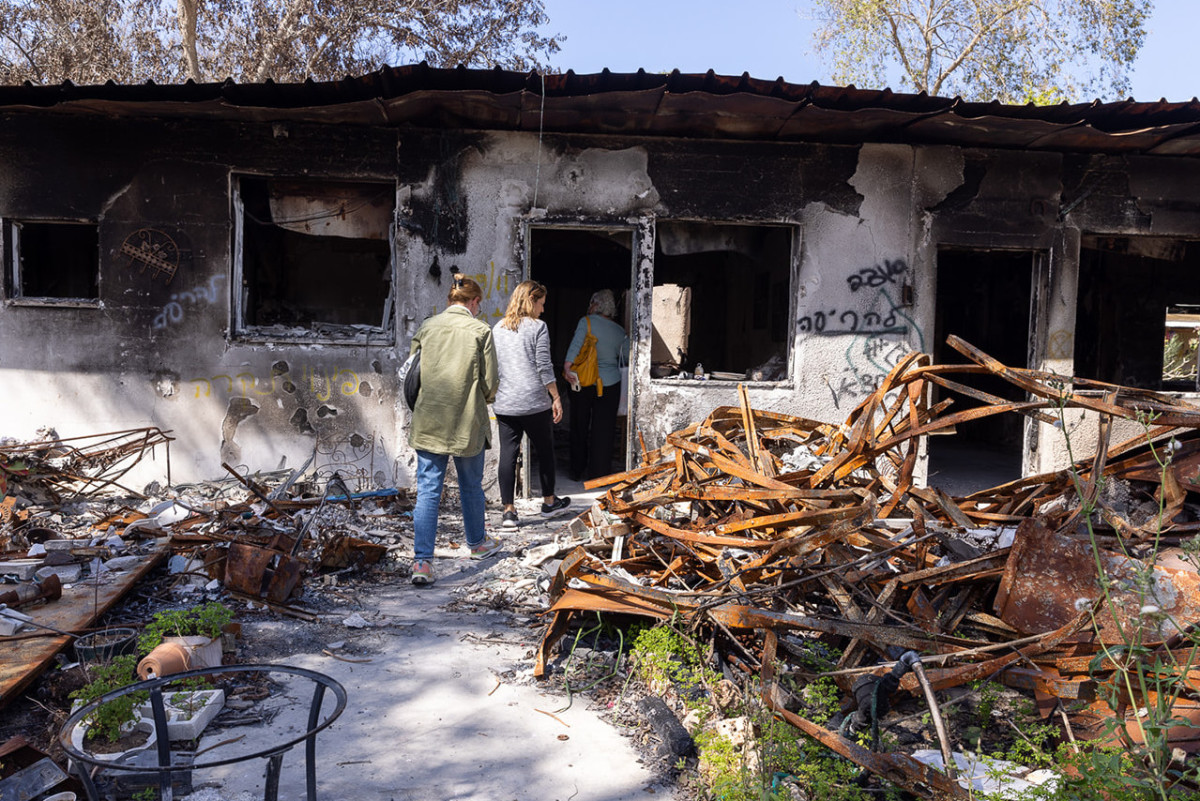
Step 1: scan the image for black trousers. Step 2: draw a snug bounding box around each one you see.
[568,381,621,480]
[496,409,557,505]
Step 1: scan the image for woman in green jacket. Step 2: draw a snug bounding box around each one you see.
[407,274,502,585]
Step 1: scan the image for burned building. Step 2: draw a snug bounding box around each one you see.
[1,66,1199,491]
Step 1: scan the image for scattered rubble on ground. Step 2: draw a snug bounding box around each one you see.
[4,336,1200,799]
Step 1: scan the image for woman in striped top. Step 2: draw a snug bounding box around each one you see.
[492,280,570,528]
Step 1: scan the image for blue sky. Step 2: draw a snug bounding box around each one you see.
[538,0,1196,102]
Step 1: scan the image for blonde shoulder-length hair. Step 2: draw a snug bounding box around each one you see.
[500,280,547,331]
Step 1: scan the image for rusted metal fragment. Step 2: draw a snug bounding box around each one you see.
[895,551,1009,587]
[319,535,387,570]
[906,588,938,632]
[548,587,684,619]
[708,603,963,653]
[628,510,778,549]
[996,517,1200,642]
[534,609,574,679]
[899,611,1088,693]
[999,666,1096,701]
[225,542,307,604]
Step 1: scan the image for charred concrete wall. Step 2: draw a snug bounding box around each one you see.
[2,112,1198,490]
[0,115,403,489]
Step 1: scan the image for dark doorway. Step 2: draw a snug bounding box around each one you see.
[928,248,1036,495]
[527,227,635,496]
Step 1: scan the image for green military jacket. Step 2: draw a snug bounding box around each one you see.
[408,305,498,457]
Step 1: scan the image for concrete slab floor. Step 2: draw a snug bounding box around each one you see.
[178,495,676,801]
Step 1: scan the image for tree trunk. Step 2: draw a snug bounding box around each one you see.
[177,0,201,81]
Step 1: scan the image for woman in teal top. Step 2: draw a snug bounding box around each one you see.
[563,289,628,480]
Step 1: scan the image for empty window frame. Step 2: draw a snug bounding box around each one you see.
[1164,305,1200,387]
[651,221,793,381]
[233,176,396,341]
[1076,236,1200,391]
[4,220,100,302]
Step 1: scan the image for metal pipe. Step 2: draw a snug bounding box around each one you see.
[909,658,957,782]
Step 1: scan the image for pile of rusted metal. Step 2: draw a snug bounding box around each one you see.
[0,427,174,513]
[538,336,1200,797]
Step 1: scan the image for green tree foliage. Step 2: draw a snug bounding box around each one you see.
[0,0,560,85]
[810,0,1151,103]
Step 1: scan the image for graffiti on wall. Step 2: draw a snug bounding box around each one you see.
[153,275,226,330]
[122,228,188,284]
[826,336,912,406]
[189,364,365,400]
[798,306,907,335]
[799,258,923,406]
[1047,329,1074,360]
[428,261,515,319]
[846,259,907,293]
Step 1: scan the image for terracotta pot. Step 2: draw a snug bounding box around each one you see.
[137,641,192,679]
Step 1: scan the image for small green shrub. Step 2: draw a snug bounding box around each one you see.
[695,727,759,801]
[788,740,873,801]
[138,602,232,653]
[629,622,717,708]
[69,653,146,743]
[794,676,841,726]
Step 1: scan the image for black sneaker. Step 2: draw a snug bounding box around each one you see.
[540,496,571,517]
[500,510,519,529]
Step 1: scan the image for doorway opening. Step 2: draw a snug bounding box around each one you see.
[527,226,635,499]
[928,247,1036,495]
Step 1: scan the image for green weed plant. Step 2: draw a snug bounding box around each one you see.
[68,653,146,743]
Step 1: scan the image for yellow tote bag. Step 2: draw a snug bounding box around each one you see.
[571,317,604,396]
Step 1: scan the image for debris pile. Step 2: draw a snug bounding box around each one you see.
[0,427,174,508]
[538,336,1200,797]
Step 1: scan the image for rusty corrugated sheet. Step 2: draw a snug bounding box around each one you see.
[1,64,1200,155]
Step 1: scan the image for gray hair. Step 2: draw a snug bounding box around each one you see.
[589,289,616,318]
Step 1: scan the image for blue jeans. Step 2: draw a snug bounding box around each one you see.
[413,449,486,561]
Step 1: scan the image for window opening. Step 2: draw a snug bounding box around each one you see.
[652,221,792,381]
[5,220,99,301]
[1076,236,1200,391]
[1164,305,1200,387]
[235,176,395,341]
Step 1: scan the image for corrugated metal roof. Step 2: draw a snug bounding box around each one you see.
[2,63,1200,156]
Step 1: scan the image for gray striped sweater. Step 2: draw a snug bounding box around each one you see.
[492,317,555,416]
